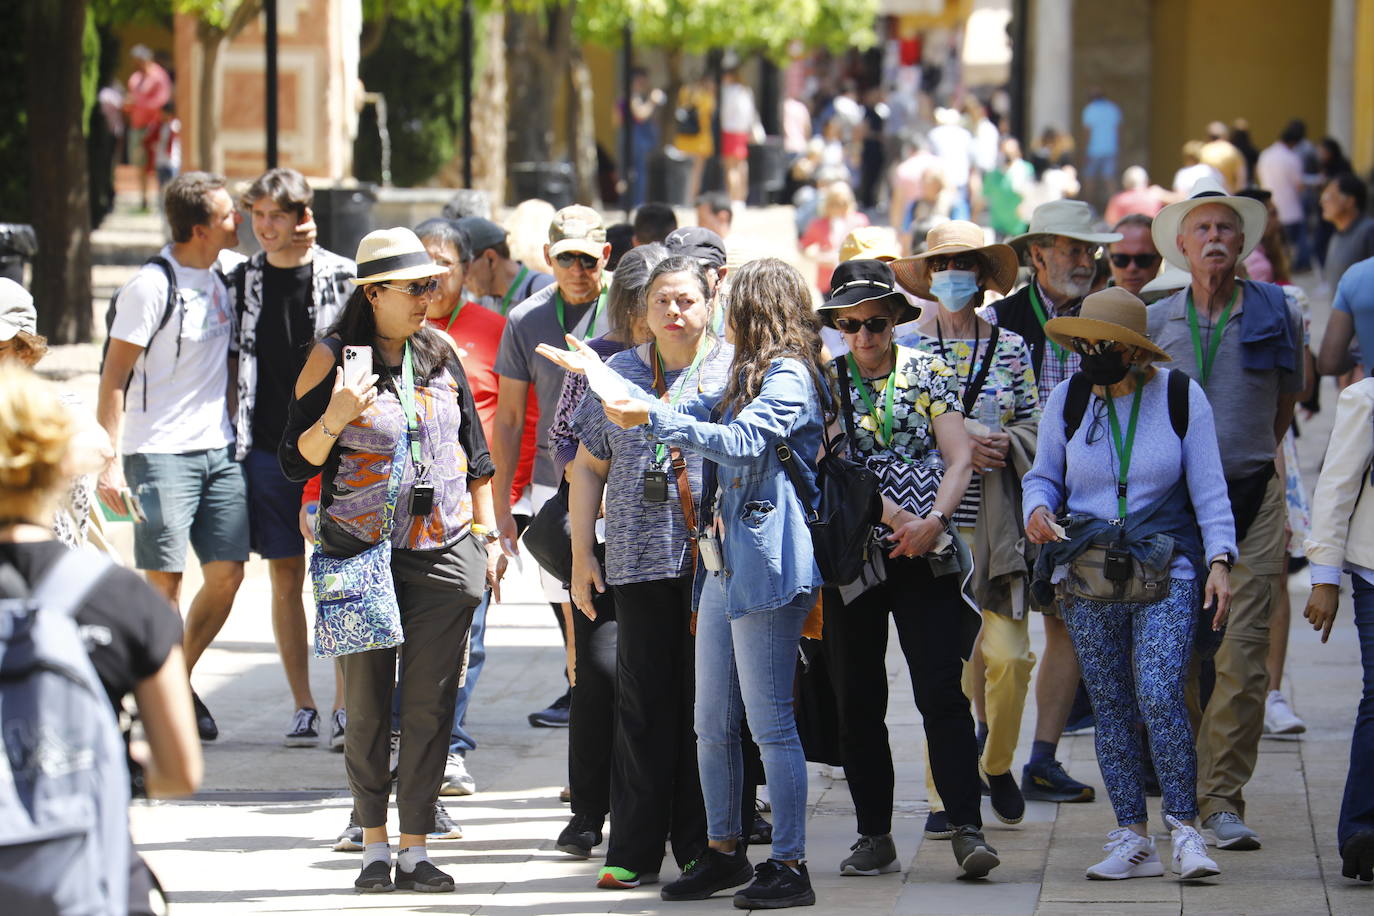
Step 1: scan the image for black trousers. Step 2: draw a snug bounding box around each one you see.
[822,555,983,834]
[568,589,617,818]
[608,576,707,873]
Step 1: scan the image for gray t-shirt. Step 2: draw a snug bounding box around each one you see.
[571,340,734,585]
[1325,216,1374,291]
[494,282,612,486]
[1147,285,1304,479]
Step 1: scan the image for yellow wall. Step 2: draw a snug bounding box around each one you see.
[1355,0,1374,173]
[1150,0,1330,179]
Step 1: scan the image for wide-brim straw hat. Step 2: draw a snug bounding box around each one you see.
[351,227,448,285]
[815,259,920,326]
[1006,199,1123,249]
[1044,287,1172,361]
[839,226,902,263]
[1151,175,1267,272]
[891,220,1019,300]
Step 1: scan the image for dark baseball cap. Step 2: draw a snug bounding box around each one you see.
[454,217,507,254]
[664,226,727,269]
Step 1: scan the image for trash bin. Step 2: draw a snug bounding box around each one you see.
[647,148,695,207]
[747,138,787,206]
[509,162,575,209]
[0,224,37,284]
[312,186,377,261]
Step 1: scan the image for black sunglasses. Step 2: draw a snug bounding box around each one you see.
[555,252,599,271]
[926,254,981,272]
[378,278,440,297]
[1109,253,1161,269]
[834,316,892,334]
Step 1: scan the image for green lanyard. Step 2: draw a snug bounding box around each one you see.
[395,340,423,468]
[498,265,530,316]
[1028,283,1069,373]
[1185,287,1239,386]
[443,300,465,331]
[555,288,607,349]
[846,346,901,452]
[1103,379,1144,520]
[652,341,709,464]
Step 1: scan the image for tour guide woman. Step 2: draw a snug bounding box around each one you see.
[1023,287,1235,882]
[541,257,830,910]
[815,258,998,882]
[280,228,500,894]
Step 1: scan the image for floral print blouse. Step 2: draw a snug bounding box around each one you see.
[843,345,963,461]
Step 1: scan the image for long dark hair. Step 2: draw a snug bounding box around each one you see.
[718,258,836,423]
[326,285,454,393]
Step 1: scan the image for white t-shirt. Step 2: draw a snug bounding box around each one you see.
[720,83,756,134]
[1257,142,1305,224]
[109,245,235,454]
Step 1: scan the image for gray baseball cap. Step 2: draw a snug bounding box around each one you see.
[0,278,35,341]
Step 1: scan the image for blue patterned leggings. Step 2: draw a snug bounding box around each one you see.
[1061,577,1199,826]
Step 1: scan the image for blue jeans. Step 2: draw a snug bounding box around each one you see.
[1340,574,1374,849]
[694,573,811,861]
[450,589,489,754]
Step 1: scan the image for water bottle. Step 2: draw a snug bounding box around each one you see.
[977,391,1001,474]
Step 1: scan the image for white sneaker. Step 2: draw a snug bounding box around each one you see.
[819,764,847,781]
[1263,690,1307,735]
[1085,828,1164,880]
[439,752,476,796]
[1167,816,1220,879]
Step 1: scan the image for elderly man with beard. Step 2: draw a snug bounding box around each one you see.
[985,200,1122,807]
[1147,177,1304,852]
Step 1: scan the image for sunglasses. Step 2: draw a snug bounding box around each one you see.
[926,254,981,272]
[378,278,440,297]
[1109,253,1161,269]
[555,252,600,271]
[834,316,892,335]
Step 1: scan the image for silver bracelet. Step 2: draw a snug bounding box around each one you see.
[319,418,340,439]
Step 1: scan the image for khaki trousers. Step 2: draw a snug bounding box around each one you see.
[1190,472,1286,821]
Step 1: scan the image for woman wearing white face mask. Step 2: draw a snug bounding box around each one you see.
[892,222,1042,838]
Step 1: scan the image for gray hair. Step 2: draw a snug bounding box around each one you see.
[413,218,472,263]
[606,243,668,339]
[441,189,492,221]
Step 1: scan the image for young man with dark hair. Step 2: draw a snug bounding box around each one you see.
[631,202,677,246]
[456,217,554,316]
[227,166,356,747]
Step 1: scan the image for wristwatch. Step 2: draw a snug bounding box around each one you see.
[470,524,500,544]
[1209,553,1233,570]
[929,508,951,531]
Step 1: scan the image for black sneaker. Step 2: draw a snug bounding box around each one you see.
[749,812,774,846]
[528,691,572,727]
[285,707,320,747]
[986,770,1025,825]
[333,812,363,852]
[354,859,393,893]
[732,859,815,909]
[923,810,955,840]
[1021,758,1095,803]
[329,708,347,751]
[428,800,463,840]
[839,834,899,876]
[950,825,1000,879]
[556,813,604,858]
[395,859,454,892]
[661,847,753,901]
[192,691,218,742]
[1341,829,1374,882]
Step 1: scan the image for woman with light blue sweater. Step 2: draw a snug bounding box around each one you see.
[1022,288,1236,883]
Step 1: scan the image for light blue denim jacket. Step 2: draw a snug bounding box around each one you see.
[623,357,824,618]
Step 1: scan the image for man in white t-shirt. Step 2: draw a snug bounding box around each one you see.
[97,170,248,743]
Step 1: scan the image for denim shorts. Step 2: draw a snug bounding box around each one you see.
[1082,153,1117,181]
[124,445,249,572]
[244,446,306,559]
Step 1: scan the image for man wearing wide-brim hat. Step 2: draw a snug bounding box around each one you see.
[1145,175,1305,853]
[977,198,1120,807]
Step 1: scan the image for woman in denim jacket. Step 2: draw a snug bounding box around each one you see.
[541,258,829,910]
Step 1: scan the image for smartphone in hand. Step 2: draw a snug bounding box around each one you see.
[342,345,372,389]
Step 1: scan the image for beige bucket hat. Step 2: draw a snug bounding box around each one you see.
[1044,287,1172,361]
[1007,199,1123,249]
[891,220,1019,300]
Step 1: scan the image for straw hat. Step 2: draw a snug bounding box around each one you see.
[1151,175,1267,272]
[891,220,1019,300]
[839,226,901,263]
[351,227,448,286]
[1138,263,1191,303]
[1006,199,1123,249]
[815,259,919,326]
[1043,287,1172,361]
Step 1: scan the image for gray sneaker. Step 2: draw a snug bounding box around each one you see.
[840,834,900,875]
[951,825,1000,879]
[1201,811,1262,850]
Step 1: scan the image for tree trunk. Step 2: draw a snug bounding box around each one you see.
[27,0,92,344]
[472,8,506,201]
[568,44,599,207]
[196,30,224,173]
[504,9,555,171]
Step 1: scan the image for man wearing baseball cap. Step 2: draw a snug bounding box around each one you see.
[492,205,613,727]
[1146,177,1304,852]
[457,216,554,317]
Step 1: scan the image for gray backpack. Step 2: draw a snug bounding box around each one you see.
[0,549,130,915]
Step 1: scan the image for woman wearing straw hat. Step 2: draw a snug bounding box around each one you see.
[813,258,1001,881]
[1022,287,1236,881]
[891,221,1040,836]
[279,227,501,894]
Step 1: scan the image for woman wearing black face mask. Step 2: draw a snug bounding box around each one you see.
[1022,288,1237,882]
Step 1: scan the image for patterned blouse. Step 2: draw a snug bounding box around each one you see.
[843,345,962,461]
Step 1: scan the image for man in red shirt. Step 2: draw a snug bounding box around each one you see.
[124,45,172,211]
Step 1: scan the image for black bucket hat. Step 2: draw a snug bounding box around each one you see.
[816,259,920,327]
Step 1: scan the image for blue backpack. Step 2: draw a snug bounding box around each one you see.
[0,549,130,915]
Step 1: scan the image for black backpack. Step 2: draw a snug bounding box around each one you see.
[100,256,180,412]
[1061,367,1190,442]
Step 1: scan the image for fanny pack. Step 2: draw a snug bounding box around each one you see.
[1061,533,1173,605]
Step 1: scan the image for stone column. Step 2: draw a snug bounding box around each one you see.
[1029,0,1073,140]
[1328,0,1356,150]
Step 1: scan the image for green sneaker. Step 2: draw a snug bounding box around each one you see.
[596,866,659,889]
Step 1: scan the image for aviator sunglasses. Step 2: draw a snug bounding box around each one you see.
[555,252,599,270]
[379,278,441,297]
[834,316,893,334]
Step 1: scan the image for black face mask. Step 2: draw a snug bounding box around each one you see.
[1079,349,1131,386]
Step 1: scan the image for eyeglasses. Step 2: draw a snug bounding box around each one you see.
[926,254,981,272]
[378,278,440,297]
[555,252,599,271]
[1109,253,1161,269]
[834,316,892,335]
[1053,242,1101,262]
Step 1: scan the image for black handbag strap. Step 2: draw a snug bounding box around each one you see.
[833,355,860,448]
[961,323,1000,415]
[774,441,819,525]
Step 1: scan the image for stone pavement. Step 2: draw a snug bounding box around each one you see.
[50,203,1371,913]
